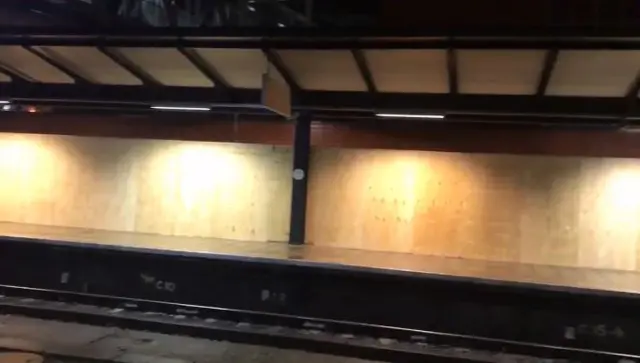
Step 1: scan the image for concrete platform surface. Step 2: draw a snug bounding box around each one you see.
[2,221,640,296]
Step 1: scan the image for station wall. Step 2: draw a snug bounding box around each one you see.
[306,148,640,272]
[0,133,292,242]
[3,127,640,273]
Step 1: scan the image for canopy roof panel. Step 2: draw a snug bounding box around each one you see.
[278,50,367,92]
[35,46,143,86]
[0,30,639,126]
[547,51,640,97]
[458,50,546,95]
[365,50,448,94]
[116,47,214,87]
[192,49,267,89]
[0,45,74,83]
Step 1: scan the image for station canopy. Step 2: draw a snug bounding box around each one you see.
[1,29,640,126]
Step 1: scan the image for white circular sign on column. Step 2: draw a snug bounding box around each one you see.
[293,168,305,181]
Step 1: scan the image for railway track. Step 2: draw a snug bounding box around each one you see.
[0,285,633,363]
[2,238,640,362]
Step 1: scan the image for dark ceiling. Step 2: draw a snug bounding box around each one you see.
[2,0,639,29]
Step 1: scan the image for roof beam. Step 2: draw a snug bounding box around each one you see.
[263,49,300,93]
[447,48,458,94]
[3,27,640,38]
[177,47,230,89]
[297,92,630,118]
[537,49,558,96]
[0,63,36,83]
[0,83,633,119]
[0,83,242,106]
[23,46,90,84]
[352,49,376,93]
[2,30,640,49]
[98,47,160,86]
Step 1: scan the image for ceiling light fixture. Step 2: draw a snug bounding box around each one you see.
[151,105,211,112]
[376,113,445,119]
[0,100,9,104]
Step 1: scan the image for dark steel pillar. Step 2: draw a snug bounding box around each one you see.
[288,113,311,245]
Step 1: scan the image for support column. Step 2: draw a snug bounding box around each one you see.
[288,113,311,245]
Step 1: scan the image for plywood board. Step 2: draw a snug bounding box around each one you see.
[0,133,292,242]
[134,140,292,241]
[458,50,545,95]
[365,50,448,93]
[116,48,213,87]
[262,72,291,117]
[0,46,74,83]
[307,148,640,272]
[547,50,640,97]
[36,46,142,85]
[277,50,367,91]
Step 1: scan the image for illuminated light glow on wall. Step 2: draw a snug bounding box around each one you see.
[158,143,242,212]
[601,168,640,220]
[138,140,291,240]
[0,133,292,242]
[0,135,43,172]
[577,165,640,270]
[308,148,640,271]
[392,155,423,222]
[0,135,64,225]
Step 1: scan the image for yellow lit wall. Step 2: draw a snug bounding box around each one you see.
[307,148,640,272]
[0,133,293,242]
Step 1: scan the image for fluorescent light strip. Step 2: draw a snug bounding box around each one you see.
[151,106,211,112]
[377,113,445,119]
[0,100,10,104]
